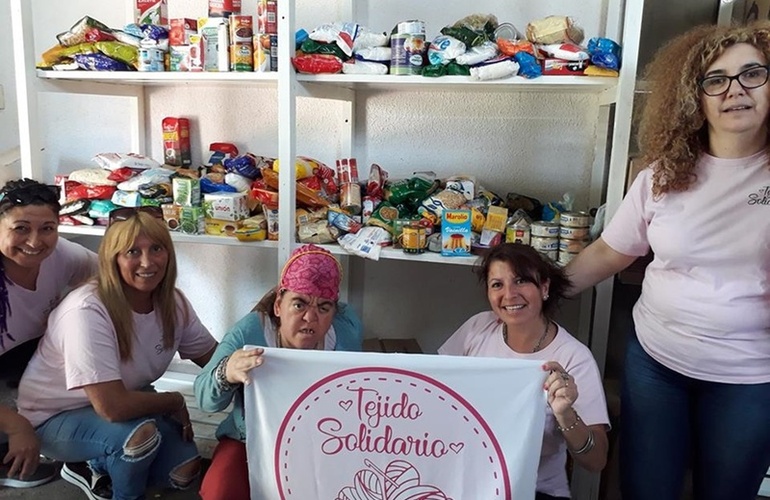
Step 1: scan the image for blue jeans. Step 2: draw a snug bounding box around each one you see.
[36,406,199,500]
[621,328,770,500]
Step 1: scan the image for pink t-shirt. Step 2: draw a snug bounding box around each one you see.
[0,238,96,355]
[438,311,609,498]
[18,282,216,427]
[602,151,770,384]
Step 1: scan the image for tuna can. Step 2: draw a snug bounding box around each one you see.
[401,224,427,254]
[558,238,589,253]
[560,211,592,228]
[560,225,590,240]
[505,223,530,244]
[558,251,579,265]
[530,220,560,237]
[530,236,559,252]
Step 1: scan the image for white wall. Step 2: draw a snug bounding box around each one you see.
[8,0,608,349]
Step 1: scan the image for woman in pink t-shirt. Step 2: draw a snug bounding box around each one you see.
[18,207,217,500]
[566,24,770,500]
[439,243,609,500]
[0,179,96,489]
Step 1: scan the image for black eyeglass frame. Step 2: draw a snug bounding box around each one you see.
[698,65,770,96]
[107,206,164,227]
[0,184,61,207]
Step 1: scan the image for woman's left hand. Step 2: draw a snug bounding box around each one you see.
[168,393,194,442]
[542,361,579,418]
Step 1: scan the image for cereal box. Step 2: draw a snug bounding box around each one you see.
[203,192,249,221]
[136,0,167,25]
[441,209,472,257]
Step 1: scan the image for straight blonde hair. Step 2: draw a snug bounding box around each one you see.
[97,212,186,361]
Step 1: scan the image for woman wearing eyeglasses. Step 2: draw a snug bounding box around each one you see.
[565,24,770,500]
[194,244,363,500]
[16,208,217,500]
[0,178,97,489]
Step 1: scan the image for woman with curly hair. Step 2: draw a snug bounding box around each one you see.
[566,23,770,500]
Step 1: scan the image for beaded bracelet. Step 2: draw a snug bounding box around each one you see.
[215,355,235,392]
[556,410,582,432]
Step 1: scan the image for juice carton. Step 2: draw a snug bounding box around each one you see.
[135,0,167,25]
[162,117,191,167]
[441,209,472,257]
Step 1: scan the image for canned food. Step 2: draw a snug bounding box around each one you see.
[401,224,427,254]
[340,182,362,215]
[530,236,559,251]
[531,221,560,237]
[558,251,579,265]
[560,225,590,239]
[558,238,589,253]
[560,211,592,228]
[505,223,530,245]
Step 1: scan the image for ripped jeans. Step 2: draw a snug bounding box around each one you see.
[36,406,200,500]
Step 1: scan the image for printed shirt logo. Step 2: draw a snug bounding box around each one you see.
[748,185,770,205]
[274,367,510,500]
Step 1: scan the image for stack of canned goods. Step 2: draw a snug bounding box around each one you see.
[558,211,592,264]
[529,221,561,260]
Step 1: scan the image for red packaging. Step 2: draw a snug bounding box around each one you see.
[257,0,277,34]
[169,18,197,47]
[208,0,241,18]
[162,117,192,167]
[541,58,587,76]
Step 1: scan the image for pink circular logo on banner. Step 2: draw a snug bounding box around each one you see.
[274,367,510,499]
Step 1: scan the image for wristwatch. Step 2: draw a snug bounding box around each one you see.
[215,355,235,392]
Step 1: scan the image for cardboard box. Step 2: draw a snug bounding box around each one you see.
[203,191,249,221]
[199,17,230,72]
[162,117,191,167]
[136,0,167,25]
[204,217,244,236]
[169,18,197,47]
[172,177,201,206]
[163,204,205,234]
[441,209,472,257]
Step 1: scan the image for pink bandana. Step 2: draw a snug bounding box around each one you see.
[279,244,342,301]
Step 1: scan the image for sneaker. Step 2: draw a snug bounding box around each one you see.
[0,460,58,488]
[60,462,113,500]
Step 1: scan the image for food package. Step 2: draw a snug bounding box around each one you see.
[260,167,330,207]
[203,191,250,221]
[526,16,584,45]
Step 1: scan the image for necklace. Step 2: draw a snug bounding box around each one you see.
[503,320,551,353]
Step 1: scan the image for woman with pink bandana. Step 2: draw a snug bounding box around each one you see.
[194,244,363,500]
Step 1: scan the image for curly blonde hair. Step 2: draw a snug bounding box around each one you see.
[638,22,770,196]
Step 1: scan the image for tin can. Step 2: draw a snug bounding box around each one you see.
[560,211,592,228]
[560,225,590,239]
[269,34,278,72]
[539,249,558,261]
[530,236,559,252]
[505,223,530,244]
[558,251,579,265]
[531,220,560,237]
[340,182,362,215]
[401,224,427,254]
[559,238,589,253]
[390,21,426,76]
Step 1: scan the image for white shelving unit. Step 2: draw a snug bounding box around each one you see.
[11,1,644,497]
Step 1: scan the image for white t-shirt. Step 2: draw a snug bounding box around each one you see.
[602,151,770,384]
[18,282,216,427]
[0,238,96,355]
[438,311,609,499]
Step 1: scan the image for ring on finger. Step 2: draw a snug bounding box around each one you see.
[560,371,570,382]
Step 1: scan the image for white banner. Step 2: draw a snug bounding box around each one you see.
[244,347,547,500]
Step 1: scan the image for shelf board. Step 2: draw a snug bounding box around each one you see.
[58,225,279,248]
[297,73,618,94]
[319,243,479,266]
[37,70,278,86]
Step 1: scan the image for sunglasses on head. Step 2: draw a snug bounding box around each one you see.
[0,184,60,207]
[108,206,164,227]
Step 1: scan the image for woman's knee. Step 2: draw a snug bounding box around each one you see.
[124,420,160,459]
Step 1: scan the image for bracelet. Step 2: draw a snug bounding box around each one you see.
[215,355,235,392]
[556,410,581,432]
[570,428,596,455]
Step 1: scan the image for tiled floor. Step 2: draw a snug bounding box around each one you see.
[0,371,224,500]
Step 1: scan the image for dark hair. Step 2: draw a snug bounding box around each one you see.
[474,243,571,318]
[0,179,61,348]
[0,178,61,217]
[253,287,284,327]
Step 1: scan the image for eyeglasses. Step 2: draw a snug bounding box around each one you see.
[698,65,770,96]
[0,184,60,208]
[108,206,164,227]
